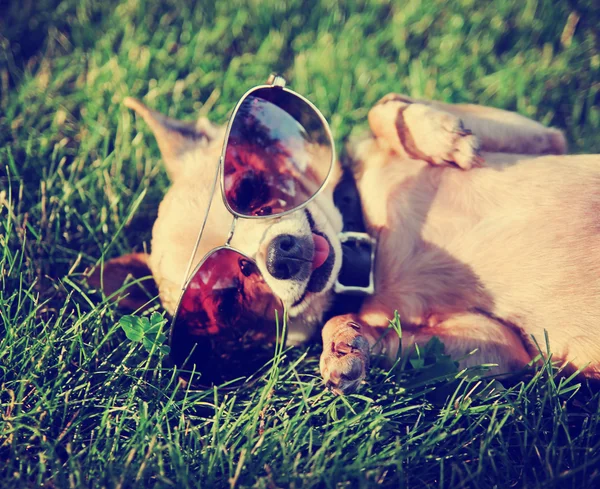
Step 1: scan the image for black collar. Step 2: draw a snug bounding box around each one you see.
[324,167,377,319]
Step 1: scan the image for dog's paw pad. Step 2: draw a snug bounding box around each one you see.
[320,320,370,395]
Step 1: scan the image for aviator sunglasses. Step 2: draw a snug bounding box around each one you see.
[169,75,336,386]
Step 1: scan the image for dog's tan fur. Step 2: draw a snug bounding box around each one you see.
[92,90,600,394]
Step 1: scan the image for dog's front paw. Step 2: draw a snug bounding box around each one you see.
[402,104,483,170]
[320,317,370,395]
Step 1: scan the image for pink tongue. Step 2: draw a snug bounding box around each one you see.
[311,234,330,270]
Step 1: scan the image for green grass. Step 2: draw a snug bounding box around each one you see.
[1,0,600,487]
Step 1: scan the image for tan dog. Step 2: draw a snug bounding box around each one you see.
[94,90,600,394]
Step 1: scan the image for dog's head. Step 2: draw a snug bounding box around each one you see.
[91,97,344,341]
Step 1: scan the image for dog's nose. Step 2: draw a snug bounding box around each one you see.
[266,234,311,281]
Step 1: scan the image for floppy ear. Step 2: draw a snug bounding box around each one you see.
[87,252,159,311]
[124,97,220,182]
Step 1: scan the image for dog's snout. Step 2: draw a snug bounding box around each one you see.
[266,234,311,281]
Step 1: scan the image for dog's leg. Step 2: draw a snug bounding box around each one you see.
[368,96,483,170]
[368,94,566,170]
[320,312,531,394]
[400,313,532,373]
[320,314,396,395]
[414,97,567,155]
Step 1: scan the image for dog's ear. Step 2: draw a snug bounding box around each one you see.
[87,252,159,311]
[124,97,220,182]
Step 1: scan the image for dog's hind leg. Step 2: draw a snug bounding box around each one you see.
[399,312,533,375]
[368,94,566,170]
[320,312,532,394]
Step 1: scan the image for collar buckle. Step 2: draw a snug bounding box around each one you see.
[334,231,376,296]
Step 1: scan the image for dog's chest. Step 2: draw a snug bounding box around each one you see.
[356,161,489,324]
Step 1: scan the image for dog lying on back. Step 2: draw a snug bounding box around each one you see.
[93,89,600,394]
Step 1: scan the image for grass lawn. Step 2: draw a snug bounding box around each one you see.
[1,0,600,487]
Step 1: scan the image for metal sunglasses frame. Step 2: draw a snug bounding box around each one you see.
[175,74,335,301]
[171,74,375,353]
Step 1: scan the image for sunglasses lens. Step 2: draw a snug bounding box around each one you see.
[170,248,284,386]
[223,88,332,217]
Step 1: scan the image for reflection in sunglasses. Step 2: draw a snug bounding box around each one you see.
[224,95,328,216]
[171,248,284,386]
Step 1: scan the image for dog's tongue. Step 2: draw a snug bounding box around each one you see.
[312,234,330,270]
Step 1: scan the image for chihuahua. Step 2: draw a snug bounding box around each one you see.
[91,88,599,394]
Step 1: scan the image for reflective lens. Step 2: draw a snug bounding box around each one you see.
[223,88,333,217]
[170,248,284,386]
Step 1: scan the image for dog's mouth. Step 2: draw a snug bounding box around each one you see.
[290,213,336,308]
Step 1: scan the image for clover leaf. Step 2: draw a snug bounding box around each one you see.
[119,312,171,355]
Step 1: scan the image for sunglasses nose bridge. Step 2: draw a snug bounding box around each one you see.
[225,216,238,246]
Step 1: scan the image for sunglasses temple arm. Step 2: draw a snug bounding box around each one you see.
[180,157,222,291]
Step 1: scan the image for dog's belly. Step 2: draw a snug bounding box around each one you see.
[360,154,600,367]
